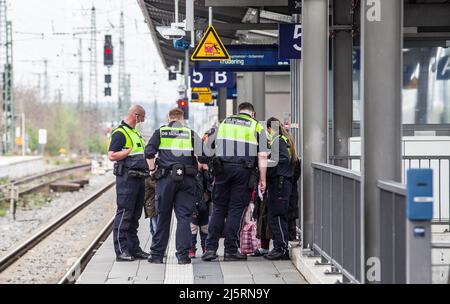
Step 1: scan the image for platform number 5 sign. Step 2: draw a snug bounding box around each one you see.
[278,24,302,60]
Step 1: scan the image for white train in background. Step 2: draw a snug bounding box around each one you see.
[349,136,450,228]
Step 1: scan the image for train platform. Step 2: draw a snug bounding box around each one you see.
[0,156,45,180]
[76,217,308,284]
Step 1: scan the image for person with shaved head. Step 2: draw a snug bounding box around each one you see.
[108,104,150,261]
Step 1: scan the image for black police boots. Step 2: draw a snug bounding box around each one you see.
[133,249,150,260]
[264,249,290,261]
[201,250,218,261]
[147,254,164,264]
[178,258,192,265]
[116,252,135,262]
[223,251,248,261]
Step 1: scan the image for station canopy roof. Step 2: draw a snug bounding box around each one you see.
[138,0,450,69]
[138,0,294,69]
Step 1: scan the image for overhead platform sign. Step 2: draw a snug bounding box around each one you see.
[195,45,290,72]
[278,24,302,59]
[212,86,237,100]
[190,69,234,88]
[191,25,230,61]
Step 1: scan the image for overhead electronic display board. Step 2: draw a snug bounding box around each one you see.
[195,45,290,72]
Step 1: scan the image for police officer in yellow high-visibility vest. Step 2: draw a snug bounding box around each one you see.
[202,102,269,262]
[108,105,149,262]
[144,108,203,264]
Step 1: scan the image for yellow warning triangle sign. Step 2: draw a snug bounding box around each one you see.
[191,25,230,61]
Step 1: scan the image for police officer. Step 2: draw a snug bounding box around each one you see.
[202,102,269,262]
[145,108,203,264]
[108,105,149,261]
[264,117,299,260]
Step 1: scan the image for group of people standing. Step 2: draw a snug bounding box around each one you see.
[107,102,300,265]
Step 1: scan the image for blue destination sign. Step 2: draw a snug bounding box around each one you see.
[353,49,360,71]
[194,45,290,72]
[190,69,234,88]
[212,87,237,99]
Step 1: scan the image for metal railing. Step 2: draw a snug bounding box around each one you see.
[377,180,407,284]
[312,162,362,283]
[311,162,440,283]
[330,155,450,229]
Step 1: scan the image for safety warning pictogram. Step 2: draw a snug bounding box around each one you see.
[191,25,230,61]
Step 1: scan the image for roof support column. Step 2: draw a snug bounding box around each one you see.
[301,0,329,250]
[237,73,266,121]
[361,0,403,283]
[251,72,266,121]
[218,87,227,121]
[332,0,354,167]
[290,13,302,234]
[184,49,189,100]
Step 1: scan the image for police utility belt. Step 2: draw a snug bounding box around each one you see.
[209,157,255,176]
[209,157,258,189]
[154,164,198,182]
[269,175,291,191]
[113,162,150,179]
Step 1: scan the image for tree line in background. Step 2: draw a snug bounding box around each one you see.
[14,87,108,156]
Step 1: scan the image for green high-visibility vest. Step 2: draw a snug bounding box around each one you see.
[159,126,193,151]
[111,124,145,156]
[217,114,263,145]
[267,132,273,143]
[271,134,292,157]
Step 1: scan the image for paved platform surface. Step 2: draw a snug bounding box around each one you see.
[0,156,45,179]
[76,216,308,284]
[0,156,43,166]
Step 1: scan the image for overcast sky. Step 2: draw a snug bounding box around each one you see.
[9,0,179,105]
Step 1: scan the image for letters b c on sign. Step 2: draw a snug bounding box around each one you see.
[191,69,210,87]
[190,69,234,88]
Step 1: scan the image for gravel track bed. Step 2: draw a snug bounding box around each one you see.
[0,173,114,258]
[0,184,116,284]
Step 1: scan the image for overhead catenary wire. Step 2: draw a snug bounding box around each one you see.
[11,0,170,106]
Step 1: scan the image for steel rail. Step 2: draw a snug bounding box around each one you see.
[0,180,115,274]
[0,163,91,201]
[58,215,115,284]
[12,163,91,186]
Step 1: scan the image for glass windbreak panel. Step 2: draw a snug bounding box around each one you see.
[352,47,450,124]
[353,48,361,121]
[403,47,450,124]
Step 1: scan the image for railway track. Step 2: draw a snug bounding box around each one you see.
[59,216,115,284]
[0,180,115,278]
[0,163,92,201]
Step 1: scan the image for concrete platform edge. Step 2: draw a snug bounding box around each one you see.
[290,247,342,284]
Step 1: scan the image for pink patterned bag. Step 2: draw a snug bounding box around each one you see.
[240,201,260,255]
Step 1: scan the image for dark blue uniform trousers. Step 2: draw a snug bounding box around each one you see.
[267,178,292,252]
[206,164,252,254]
[150,175,196,260]
[113,174,145,256]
